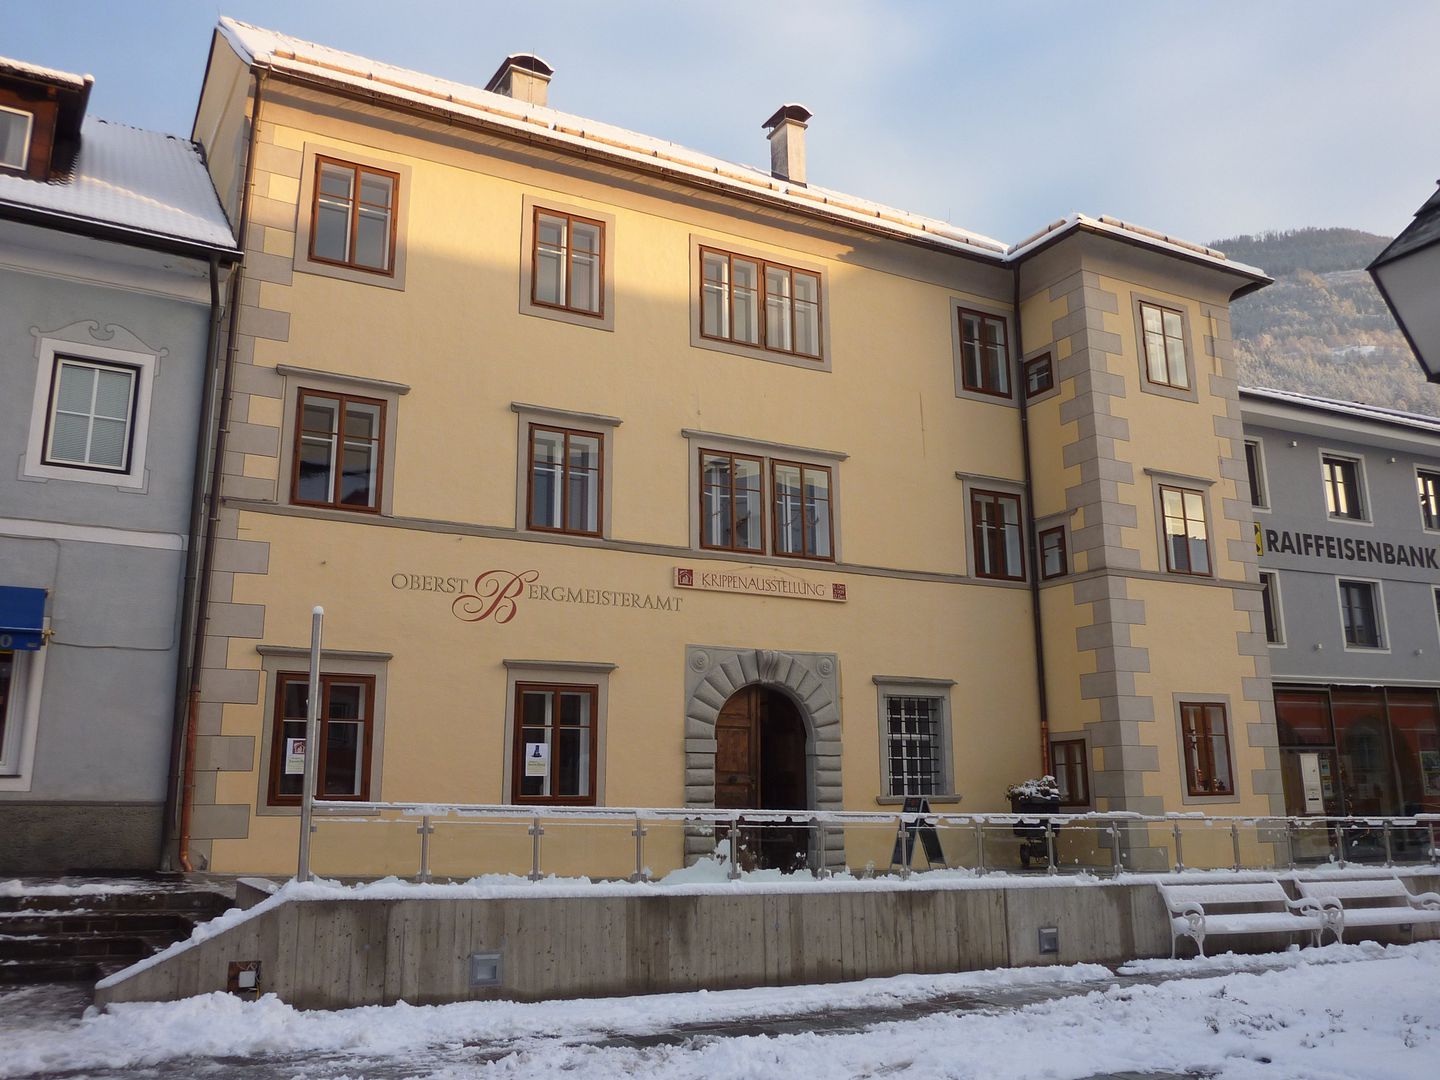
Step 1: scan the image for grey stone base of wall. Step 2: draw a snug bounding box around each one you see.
[96,873,1440,1010]
[0,801,163,874]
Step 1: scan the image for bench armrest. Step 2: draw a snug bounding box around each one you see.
[1167,899,1205,934]
[1406,891,1440,911]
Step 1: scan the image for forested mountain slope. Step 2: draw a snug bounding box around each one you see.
[1210,227,1440,417]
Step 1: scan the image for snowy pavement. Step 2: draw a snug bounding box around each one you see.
[2,941,1437,1079]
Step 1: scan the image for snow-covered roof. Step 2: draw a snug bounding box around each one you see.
[1239,385,1440,437]
[215,18,1264,283]
[0,116,238,252]
[0,54,92,90]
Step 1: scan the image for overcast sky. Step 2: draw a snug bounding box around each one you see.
[7,1,1438,246]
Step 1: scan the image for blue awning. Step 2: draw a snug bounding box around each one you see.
[0,586,47,651]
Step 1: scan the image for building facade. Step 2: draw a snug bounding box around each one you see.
[1242,388,1440,837]
[0,57,238,871]
[172,18,1282,877]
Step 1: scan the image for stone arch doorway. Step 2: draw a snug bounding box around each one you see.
[715,685,810,870]
[683,645,844,870]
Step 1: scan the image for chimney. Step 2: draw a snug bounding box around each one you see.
[485,53,554,107]
[762,104,812,185]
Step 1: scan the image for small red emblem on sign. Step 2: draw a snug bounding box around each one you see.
[676,568,695,587]
[831,583,847,600]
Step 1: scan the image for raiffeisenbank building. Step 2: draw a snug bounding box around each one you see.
[180,19,1283,876]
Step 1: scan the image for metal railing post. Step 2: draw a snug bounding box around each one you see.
[1231,821,1242,873]
[416,815,433,883]
[631,816,648,883]
[815,821,829,879]
[898,815,911,880]
[727,818,741,881]
[1383,820,1394,868]
[528,814,544,881]
[1287,818,1297,871]
[1109,822,1122,877]
[974,819,986,875]
[1337,822,1348,869]
[1044,818,1057,875]
[1172,820,1185,873]
[296,606,324,883]
[1431,822,1438,868]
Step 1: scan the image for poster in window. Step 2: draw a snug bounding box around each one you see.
[524,742,548,777]
[1317,755,1335,799]
[284,737,307,775]
[1421,750,1440,797]
[1298,752,1324,814]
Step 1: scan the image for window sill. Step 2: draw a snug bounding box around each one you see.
[875,794,963,806]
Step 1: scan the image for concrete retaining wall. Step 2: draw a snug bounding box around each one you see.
[95,873,1440,1009]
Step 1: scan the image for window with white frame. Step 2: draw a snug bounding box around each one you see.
[0,650,17,772]
[43,357,139,472]
[0,644,45,785]
[1418,469,1440,530]
[1339,579,1383,649]
[0,105,33,171]
[1322,454,1365,520]
[1245,439,1268,509]
[1260,571,1284,645]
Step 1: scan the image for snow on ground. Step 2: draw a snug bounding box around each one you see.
[8,941,1439,1079]
[0,879,154,898]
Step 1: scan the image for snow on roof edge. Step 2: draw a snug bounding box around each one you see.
[0,54,92,88]
[213,19,1263,280]
[1240,385,1440,435]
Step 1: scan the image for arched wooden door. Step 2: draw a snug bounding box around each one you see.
[713,685,810,869]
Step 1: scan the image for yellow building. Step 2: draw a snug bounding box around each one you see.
[177,19,1275,876]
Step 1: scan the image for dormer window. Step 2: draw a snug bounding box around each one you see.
[0,105,33,171]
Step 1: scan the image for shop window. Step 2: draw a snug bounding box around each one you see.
[700,248,821,360]
[1418,469,1440,530]
[0,104,33,171]
[1322,454,1365,520]
[527,425,603,537]
[971,489,1025,581]
[1024,353,1054,398]
[267,672,375,805]
[1331,687,1399,815]
[512,683,598,805]
[1245,439,1268,509]
[1387,689,1440,815]
[1179,701,1234,797]
[291,390,385,512]
[1051,738,1090,807]
[1260,572,1284,644]
[42,357,139,473]
[531,208,605,317]
[958,308,1010,398]
[1039,526,1067,580]
[309,157,398,274]
[1339,579,1383,649]
[772,460,833,560]
[1159,485,1211,576]
[1139,301,1188,390]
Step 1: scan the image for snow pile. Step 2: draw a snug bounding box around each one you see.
[0,878,152,898]
[9,942,1439,1079]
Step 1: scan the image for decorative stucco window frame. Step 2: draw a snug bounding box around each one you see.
[518,194,617,332]
[510,402,621,538]
[501,659,615,805]
[253,645,392,817]
[872,675,960,805]
[949,297,1017,408]
[295,143,412,291]
[1171,692,1241,807]
[682,428,847,563]
[687,233,832,372]
[274,364,408,514]
[23,328,161,490]
[955,470,1029,586]
[1131,292,1199,404]
[0,620,49,791]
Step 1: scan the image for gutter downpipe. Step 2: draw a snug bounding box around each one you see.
[160,252,225,869]
[177,68,265,872]
[1014,265,1052,777]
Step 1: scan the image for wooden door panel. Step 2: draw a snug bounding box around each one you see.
[715,687,759,809]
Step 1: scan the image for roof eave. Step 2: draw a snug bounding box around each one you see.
[0,199,242,263]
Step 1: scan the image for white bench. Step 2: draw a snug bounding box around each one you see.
[1157,881,1329,958]
[1295,877,1440,944]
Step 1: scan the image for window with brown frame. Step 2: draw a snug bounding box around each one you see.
[700,248,821,359]
[700,450,765,554]
[531,208,604,317]
[1039,526,1067,580]
[1159,485,1210,575]
[267,672,375,805]
[309,157,398,274]
[1139,301,1188,389]
[513,683,598,805]
[772,460,834,560]
[527,424,603,536]
[1023,353,1054,398]
[958,309,1010,397]
[1179,701,1234,796]
[971,489,1024,580]
[1051,738,1089,807]
[291,390,386,511]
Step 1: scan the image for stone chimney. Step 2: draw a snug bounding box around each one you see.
[762,104,813,185]
[484,53,554,107]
